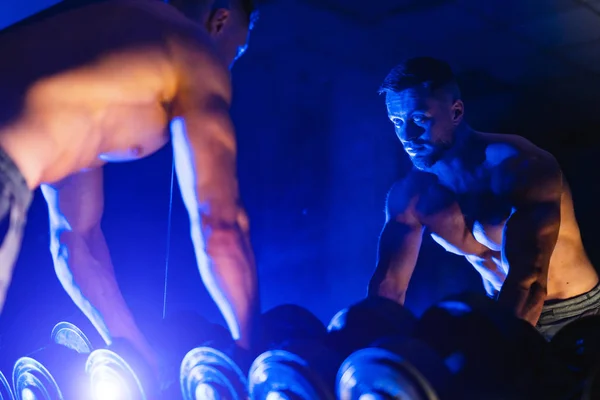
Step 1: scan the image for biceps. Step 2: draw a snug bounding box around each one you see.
[503,202,561,284]
[505,202,561,250]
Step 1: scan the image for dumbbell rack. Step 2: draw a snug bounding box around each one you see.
[3,293,599,400]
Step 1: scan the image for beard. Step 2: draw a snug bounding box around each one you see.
[410,153,438,170]
[409,140,453,170]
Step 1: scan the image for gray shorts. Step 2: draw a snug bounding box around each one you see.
[536,282,600,341]
[0,147,32,313]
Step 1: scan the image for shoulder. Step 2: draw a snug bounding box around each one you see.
[107,0,197,28]
[113,1,231,99]
[385,169,437,220]
[165,28,231,101]
[142,2,232,103]
[482,133,562,201]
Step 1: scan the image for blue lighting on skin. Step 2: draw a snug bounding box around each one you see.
[170,117,241,341]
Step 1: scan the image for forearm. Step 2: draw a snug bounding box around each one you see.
[367,221,422,304]
[368,258,408,303]
[52,229,147,347]
[189,212,258,348]
[498,207,559,325]
[498,277,546,325]
[368,271,407,304]
[169,107,259,348]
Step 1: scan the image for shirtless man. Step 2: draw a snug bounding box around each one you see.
[368,57,600,340]
[0,0,258,375]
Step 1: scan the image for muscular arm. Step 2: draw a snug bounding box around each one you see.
[368,179,424,304]
[168,38,258,348]
[41,169,157,370]
[497,154,563,325]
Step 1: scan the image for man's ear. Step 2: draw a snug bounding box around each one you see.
[451,99,464,126]
[206,8,230,35]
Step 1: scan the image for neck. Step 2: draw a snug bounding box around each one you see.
[432,123,479,173]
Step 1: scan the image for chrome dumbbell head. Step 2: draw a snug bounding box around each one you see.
[50,322,94,355]
[249,350,335,400]
[180,346,248,400]
[13,322,93,400]
[12,357,63,400]
[337,348,439,400]
[0,370,14,400]
[86,349,147,400]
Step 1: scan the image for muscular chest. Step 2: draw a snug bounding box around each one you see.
[417,183,513,255]
[24,44,176,168]
[97,101,170,163]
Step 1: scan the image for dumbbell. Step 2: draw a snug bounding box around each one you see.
[326,296,417,359]
[12,321,94,400]
[338,335,455,400]
[248,304,340,400]
[83,311,246,400]
[328,297,452,399]
[0,370,14,400]
[337,346,441,400]
[179,346,248,400]
[85,338,160,400]
[249,298,421,400]
[150,311,249,400]
[550,315,600,399]
[415,292,569,399]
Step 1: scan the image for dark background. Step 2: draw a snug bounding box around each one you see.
[1,0,600,371]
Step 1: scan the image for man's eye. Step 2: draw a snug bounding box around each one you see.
[413,115,426,123]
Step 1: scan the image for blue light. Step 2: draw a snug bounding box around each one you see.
[92,375,126,400]
[21,388,35,400]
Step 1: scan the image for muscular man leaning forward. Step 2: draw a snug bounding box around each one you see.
[0,0,258,376]
[368,56,600,340]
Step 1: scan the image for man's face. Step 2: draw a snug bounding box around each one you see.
[386,87,458,170]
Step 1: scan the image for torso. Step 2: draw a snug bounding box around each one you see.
[0,0,202,186]
[403,133,598,300]
[422,177,511,295]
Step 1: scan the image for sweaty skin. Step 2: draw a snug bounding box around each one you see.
[0,0,258,374]
[369,89,598,326]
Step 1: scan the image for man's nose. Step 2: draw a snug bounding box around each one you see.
[398,121,424,142]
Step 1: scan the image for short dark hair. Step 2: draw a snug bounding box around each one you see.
[379,57,461,100]
[168,0,208,20]
[239,0,258,25]
[169,0,258,25]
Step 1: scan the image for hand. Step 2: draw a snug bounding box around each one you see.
[235,336,252,351]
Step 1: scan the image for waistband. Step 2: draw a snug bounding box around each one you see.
[0,147,32,211]
[538,282,600,324]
